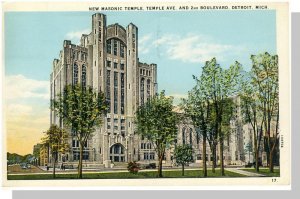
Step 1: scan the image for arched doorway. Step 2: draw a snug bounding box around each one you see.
[110,143,125,162]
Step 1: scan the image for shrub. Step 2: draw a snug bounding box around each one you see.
[127,161,140,174]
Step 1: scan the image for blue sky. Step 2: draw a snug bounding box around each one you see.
[4,11,276,154]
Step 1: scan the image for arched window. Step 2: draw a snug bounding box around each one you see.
[82,64,86,88]
[73,63,78,85]
[182,127,186,145]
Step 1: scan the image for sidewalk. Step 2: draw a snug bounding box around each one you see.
[226,168,266,177]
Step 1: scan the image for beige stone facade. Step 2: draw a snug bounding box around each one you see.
[50,13,267,169]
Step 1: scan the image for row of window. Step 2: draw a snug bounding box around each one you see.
[140,68,151,76]
[144,152,155,160]
[72,51,87,61]
[107,39,125,58]
[106,70,125,114]
[106,60,125,70]
[107,118,126,123]
[140,143,152,149]
[140,78,151,105]
[73,64,87,87]
[72,140,88,148]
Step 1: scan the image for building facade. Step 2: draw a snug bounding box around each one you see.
[51,13,158,168]
[50,13,270,169]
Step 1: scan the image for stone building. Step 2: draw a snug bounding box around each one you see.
[50,13,267,169]
[50,13,158,168]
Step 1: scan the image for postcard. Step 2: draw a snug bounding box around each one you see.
[1,1,290,188]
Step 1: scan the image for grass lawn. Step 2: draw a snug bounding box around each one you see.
[8,169,246,180]
[241,168,280,177]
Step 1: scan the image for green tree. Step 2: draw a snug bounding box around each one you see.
[135,91,179,178]
[240,74,264,172]
[174,144,193,176]
[181,87,212,177]
[41,124,69,178]
[193,58,242,176]
[250,52,279,173]
[52,84,108,179]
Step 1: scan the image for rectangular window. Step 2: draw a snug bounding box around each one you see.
[107,60,111,68]
[114,72,118,114]
[114,62,118,69]
[73,151,80,161]
[83,151,89,160]
[121,73,125,114]
[107,40,112,54]
[72,140,79,148]
[106,70,111,113]
[113,40,118,56]
[120,43,125,58]
[120,63,125,70]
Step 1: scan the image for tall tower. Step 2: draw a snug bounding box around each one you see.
[91,13,107,164]
[126,24,138,162]
[92,13,106,92]
[126,24,138,136]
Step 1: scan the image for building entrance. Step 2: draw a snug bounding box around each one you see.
[110,143,125,162]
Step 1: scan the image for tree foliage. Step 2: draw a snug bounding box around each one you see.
[41,124,69,178]
[51,84,108,178]
[183,57,242,176]
[135,91,179,177]
[174,144,193,176]
[240,52,279,172]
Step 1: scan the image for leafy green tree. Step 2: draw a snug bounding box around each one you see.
[191,58,242,176]
[240,75,264,172]
[41,124,69,178]
[174,144,193,176]
[52,84,108,178]
[250,52,279,172]
[181,87,212,177]
[135,91,179,178]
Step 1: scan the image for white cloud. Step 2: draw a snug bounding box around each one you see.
[152,33,242,63]
[5,75,50,154]
[65,28,90,43]
[5,75,50,100]
[139,34,152,54]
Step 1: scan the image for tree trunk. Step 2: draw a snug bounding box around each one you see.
[182,164,184,176]
[212,145,216,173]
[255,150,259,172]
[78,143,83,179]
[269,148,274,173]
[157,155,163,178]
[203,134,207,177]
[52,153,56,179]
[220,139,225,176]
